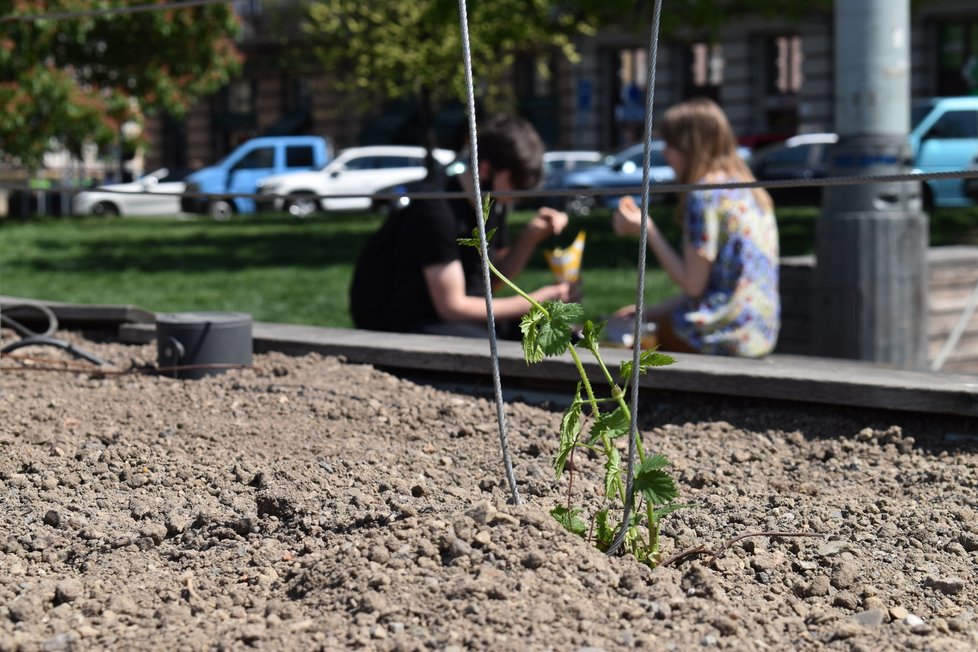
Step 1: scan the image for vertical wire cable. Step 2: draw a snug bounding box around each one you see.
[456,0,521,504]
[608,0,663,555]
[931,276,978,371]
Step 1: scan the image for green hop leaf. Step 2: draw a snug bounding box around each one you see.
[632,454,679,505]
[550,505,587,537]
[579,319,604,351]
[619,348,676,381]
[481,194,494,217]
[554,390,583,478]
[519,305,548,363]
[587,405,629,445]
[538,300,583,356]
[594,509,615,550]
[457,226,498,248]
[604,446,622,499]
[519,300,582,363]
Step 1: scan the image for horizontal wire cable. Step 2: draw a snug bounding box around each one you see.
[0,0,233,22]
[6,167,978,204]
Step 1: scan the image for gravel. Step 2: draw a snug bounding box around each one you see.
[1,329,976,651]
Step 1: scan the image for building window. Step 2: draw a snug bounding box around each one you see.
[761,35,803,134]
[680,42,722,103]
[937,22,978,96]
[228,80,256,116]
[515,54,559,146]
[767,36,803,95]
[613,48,648,146]
[692,43,724,89]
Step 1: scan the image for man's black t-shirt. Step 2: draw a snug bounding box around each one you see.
[349,176,510,332]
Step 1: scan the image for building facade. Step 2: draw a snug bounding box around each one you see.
[144,1,978,172]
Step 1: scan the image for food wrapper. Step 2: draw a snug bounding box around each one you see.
[543,230,586,283]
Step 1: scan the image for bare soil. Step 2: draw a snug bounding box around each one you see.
[1,330,977,651]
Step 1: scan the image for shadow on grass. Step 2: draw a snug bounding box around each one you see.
[6,213,383,274]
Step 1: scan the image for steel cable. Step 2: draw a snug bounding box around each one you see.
[456,0,521,505]
[18,167,978,207]
[607,0,664,557]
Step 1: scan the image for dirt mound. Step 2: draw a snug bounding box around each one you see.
[1,332,976,650]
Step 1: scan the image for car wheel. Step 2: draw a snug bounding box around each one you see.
[92,201,120,217]
[286,194,318,218]
[566,192,596,217]
[208,200,234,221]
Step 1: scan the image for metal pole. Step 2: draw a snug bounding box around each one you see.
[813,0,928,369]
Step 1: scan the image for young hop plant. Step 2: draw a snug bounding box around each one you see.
[460,201,687,567]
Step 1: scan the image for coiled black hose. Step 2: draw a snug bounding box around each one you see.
[0,303,109,366]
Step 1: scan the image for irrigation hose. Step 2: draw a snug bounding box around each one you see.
[0,302,110,366]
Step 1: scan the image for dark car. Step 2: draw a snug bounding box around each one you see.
[547,141,752,216]
[545,141,675,216]
[747,133,838,205]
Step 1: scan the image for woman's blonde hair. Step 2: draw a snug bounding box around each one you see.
[659,97,773,213]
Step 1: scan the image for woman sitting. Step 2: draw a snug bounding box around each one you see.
[613,97,780,357]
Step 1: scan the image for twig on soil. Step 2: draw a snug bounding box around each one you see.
[0,358,253,376]
[659,531,826,568]
[658,544,710,567]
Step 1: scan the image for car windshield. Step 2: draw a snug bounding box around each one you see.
[155,169,190,183]
[911,101,937,130]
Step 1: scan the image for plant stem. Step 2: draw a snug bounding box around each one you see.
[586,342,659,554]
[567,346,599,418]
[567,345,627,505]
[487,261,547,317]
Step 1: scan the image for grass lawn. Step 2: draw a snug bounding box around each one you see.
[2,203,976,329]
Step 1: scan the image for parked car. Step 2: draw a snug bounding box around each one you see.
[516,150,604,209]
[909,96,978,208]
[181,135,331,220]
[747,132,838,205]
[545,142,672,216]
[964,152,978,202]
[547,142,750,216]
[72,168,189,217]
[256,145,456,216]
[370,156,466,215]
[542,150,604,177]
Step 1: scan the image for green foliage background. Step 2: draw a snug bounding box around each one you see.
[2,204,975,328]
[0,0,242,167]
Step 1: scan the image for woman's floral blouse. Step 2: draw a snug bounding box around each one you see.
[672,181,780,357]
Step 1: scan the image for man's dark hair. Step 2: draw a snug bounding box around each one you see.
[477,114,545,190]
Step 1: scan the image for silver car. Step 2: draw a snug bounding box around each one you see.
[72,168,187,217]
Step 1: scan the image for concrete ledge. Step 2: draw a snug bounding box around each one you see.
[116,320,978,418]
[2,295,154,327]
[6,296,975,417]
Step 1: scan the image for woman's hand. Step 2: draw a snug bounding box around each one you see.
[524,206,569,245]
[531,280,582,305]
[612,195,655,238]
[613,304,637,318]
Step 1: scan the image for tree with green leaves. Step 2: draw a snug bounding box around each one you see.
[300,0,597,159]
[298,0,836,157]
[0,0,242,169]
